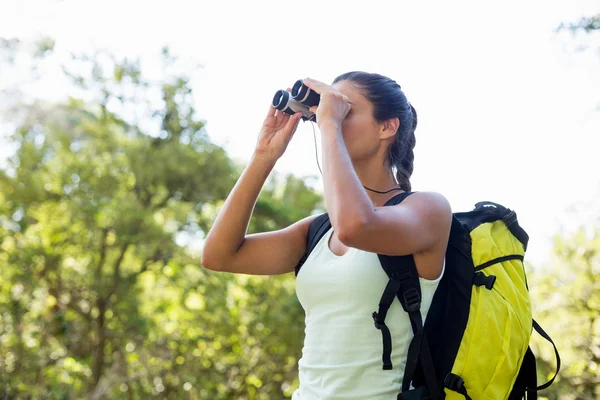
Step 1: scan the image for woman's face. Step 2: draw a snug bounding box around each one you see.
[331,80,390,163]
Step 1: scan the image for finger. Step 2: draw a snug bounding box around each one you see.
[304,77,326,85]
[285,112,301,123]
[309,106,318,114]
[288,112,301,124]
[285,112,303,134]
[302,78,322,94]
[276,113,292,128]
[303,77,331,95]
[267,104,276,118]
[292,114,302,130]
[277,110,291,120]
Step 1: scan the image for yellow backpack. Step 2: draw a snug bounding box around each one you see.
[295,192,560,399]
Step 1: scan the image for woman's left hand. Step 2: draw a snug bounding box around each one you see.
[302,78,352,132]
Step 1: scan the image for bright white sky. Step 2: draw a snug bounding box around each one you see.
[1,0,599,268]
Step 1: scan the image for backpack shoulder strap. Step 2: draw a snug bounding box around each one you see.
[295,213,331,276]
[373,191,444,399]
[372,192,419,366]
[383,191,415,207]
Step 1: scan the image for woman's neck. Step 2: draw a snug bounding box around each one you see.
[354,161,401,207]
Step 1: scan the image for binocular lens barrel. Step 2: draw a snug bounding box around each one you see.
[272,90,310,116]
[271,79,320,122]
[291,80,320,107]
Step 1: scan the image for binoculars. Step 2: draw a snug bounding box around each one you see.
[272,79,320,122]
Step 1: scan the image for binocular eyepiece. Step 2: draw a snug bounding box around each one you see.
[272,79,320,122]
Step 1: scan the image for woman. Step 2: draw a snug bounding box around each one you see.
[202,72,453,399]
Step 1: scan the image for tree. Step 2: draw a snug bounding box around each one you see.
[520,13,600,399]
[528,205,600,400]
[0,39,322,399]
[558,14,600,34]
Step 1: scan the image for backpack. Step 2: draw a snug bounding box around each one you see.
[294,192,560,400]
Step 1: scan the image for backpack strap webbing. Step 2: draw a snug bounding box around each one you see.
[509,319,561,400]
[531,319,560,391]
[371,192,444,399]
[295,213,331,276]
[377,253,443,400]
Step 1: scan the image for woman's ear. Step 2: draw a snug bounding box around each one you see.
[380,117,399,140]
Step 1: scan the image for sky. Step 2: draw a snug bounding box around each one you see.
[1,0,599,267]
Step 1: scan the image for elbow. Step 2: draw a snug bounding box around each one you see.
[336,215,369,247]
[201,255,220,272]
[201,258,221,272]
[201,237,243,273]
[200,245,222,272]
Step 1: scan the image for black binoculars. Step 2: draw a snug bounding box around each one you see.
[272,79,320,122]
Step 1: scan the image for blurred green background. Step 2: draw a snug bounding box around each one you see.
[1,3,599,400]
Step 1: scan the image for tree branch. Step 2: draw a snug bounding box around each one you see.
[125,247,162,283]
[109,243,130,297]
[152,190,174,210]
[90,297,107,393]
[95,227,110,281]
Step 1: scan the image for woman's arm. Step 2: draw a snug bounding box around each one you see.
[201,155,316,275]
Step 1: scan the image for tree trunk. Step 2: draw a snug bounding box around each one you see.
[90,297,107,392]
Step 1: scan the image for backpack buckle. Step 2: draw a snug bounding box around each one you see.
[403,288,421,312]
[474,272,496,290]
[444,373,466,391]
[372,312,384,329]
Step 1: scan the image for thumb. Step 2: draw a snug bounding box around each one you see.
[285,112,302,129]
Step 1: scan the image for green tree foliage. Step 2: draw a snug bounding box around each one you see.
[530,14,600,397]
[556,11,600,66]
[0,41,322,399]
[528,214,600,400]
[558,14,600,34]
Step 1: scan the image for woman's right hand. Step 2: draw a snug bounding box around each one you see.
[254,89,303,162]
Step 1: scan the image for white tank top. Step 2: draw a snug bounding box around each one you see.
[293,227,444,400]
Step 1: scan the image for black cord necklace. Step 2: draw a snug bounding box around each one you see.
[311,122,403,195]
[362,186,403,194]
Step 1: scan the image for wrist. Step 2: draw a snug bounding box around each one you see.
[318,120,342,136]
[250,152,278,170]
